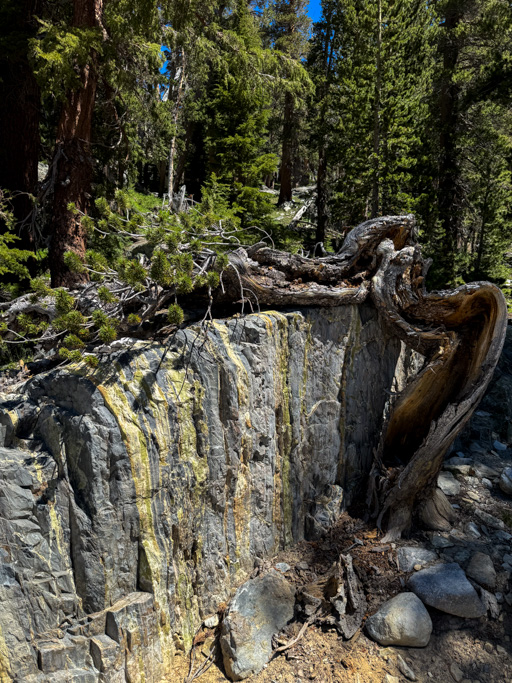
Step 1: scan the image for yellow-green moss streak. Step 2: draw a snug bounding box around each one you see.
[0,623,12,682]
[260,312,294,548]
[162,356,206,651]
[212,320,252,578]
[97,356,174,672]
[336,305,361,486]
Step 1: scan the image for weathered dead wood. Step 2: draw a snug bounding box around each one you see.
[4,213,504,540]
[366,234,507,540]
[218,214,507,539]
[287,201,313,231]
[297,555,366,639]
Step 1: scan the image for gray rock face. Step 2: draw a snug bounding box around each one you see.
[366,592,432,647]
[220,571,295,680]
[0,304,422,680]
[397,547,438,572]
[407,563,486,618]
[466,552,496,590]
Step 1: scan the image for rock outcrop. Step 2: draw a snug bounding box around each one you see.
[0,304,420,681]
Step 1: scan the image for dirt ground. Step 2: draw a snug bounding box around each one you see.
[169,501,512,683]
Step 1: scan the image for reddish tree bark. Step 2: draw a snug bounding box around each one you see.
[0,0,41,251]
[49,0,104,288]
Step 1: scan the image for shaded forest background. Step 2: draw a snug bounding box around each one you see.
[1,0,512,363]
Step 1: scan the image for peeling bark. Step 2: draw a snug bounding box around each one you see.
[219,214,507,538]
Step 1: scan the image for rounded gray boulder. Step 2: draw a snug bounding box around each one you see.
[366,592,432,647]
[499,467,512,496]
[220,570,295,681]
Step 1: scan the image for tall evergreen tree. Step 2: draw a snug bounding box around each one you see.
[308,0,432,244]
[201,0,279,229]
[425,0,512,285]
[31,0,166,285]
[268,0,311,206]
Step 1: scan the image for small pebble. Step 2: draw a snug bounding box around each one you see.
[275,562,291,573]
[497,645,507,655]
[203,614,219,629]
[450,662,464,682]
[397,654,416,681]
[484,642,493,653]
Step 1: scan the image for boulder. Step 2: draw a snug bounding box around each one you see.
[220,571,295,680]
[365,593,432,647]
[443,458,473,475]
[473,463,499,479]
[407,563,485,618]
[475,509,505,530]
[430,533,454,549]
[465,552,496,590]
[437,471,461,496]
[499,467,512,496]
[493,440,507,452]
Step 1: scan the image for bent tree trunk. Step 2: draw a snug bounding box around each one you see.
[49,0,104,288]
[219,215,507,539]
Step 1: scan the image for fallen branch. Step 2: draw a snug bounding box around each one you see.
[271,611,318,659]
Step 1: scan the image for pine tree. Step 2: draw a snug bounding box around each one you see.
[424,0,512,286]
[31,0,167,286]
[202,0,278,229]
[268,0,311,206]
[308,0,433,243]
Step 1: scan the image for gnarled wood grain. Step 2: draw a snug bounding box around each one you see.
[221,214,507,538]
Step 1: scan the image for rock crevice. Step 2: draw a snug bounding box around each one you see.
[0,303,418,680]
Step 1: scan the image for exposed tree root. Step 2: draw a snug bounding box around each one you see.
[218,214,507,539]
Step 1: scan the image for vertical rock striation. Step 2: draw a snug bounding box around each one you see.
[0,303,421,680]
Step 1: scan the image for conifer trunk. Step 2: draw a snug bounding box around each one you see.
[167,52,186,207]
[278,92,294,206]
[315,145,328,247]
[49,0,104,288]
[371,0,382,218]
[437,2,462,285]
[0,0,41,251]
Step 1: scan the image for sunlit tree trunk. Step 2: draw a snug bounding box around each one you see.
[49,0,104,287]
